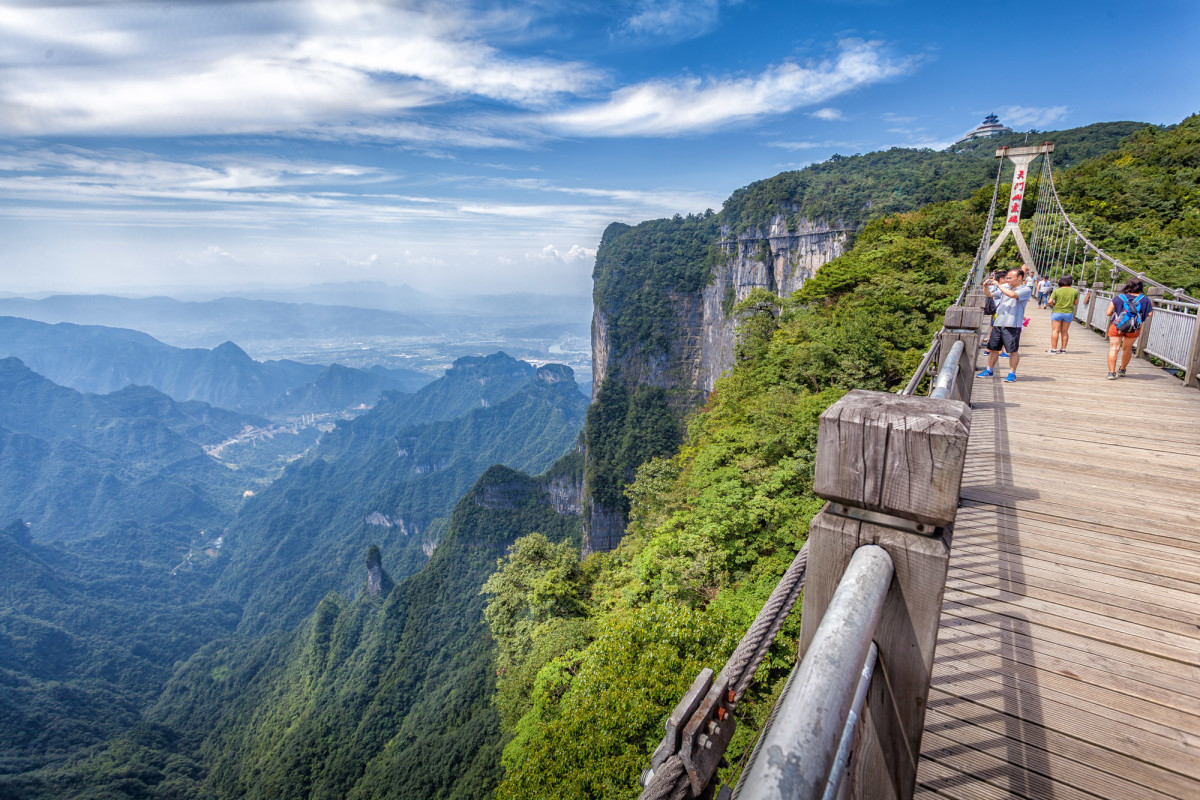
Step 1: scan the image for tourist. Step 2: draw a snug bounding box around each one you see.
[977,268,1032,382]
[1037,276,1054,308]
[1046,275,1080,353]
[1105,278,1154,379]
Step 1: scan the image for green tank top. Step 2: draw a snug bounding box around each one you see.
[1049,286,1079,315]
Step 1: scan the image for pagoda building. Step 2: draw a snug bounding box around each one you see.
[954,113,1014,146]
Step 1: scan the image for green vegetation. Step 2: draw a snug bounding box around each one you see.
[1054,114,1200,294]
[0,352,587,798]
[31,465,584,800]
[492,196,984,797]
[0,360,258,785]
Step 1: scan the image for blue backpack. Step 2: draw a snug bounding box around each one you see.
[1112,293,1147,333]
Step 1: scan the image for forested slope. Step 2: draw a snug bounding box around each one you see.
[215,356,588,632]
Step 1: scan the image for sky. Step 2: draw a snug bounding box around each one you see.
[0,0,1196,298]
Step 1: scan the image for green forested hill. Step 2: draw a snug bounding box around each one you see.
[1054,113,1200,294]
[214,356,588,633]
[0,357,259,546]
[0,362,264,785]
[494,196,983,797]
[17,463,582,800]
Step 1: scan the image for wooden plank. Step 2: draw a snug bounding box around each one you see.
[948,526,1200,589]
[950,516,1200,583]
[946,561,1200,634]
[920,299,1200,796]
[931,637,1200,740]
[923,705,1194,799]
[954,503,1200,555]
[942,585,1200,666]
[937,610,1200,708]
[948,538,1200,613]
[927,675,1200,776]
[958,487,1200,541]
[919,729,1104,800]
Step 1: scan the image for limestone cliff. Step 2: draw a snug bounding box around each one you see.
[583,215,848,555]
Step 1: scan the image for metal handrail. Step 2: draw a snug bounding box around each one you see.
[736,545,894,800]
[930,340,966,400]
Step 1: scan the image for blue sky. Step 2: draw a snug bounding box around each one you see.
[0,0,1195,297]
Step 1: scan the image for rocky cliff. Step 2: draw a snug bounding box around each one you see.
[583,214,848,554]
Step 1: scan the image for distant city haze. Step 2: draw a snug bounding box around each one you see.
[0,0,1193,296]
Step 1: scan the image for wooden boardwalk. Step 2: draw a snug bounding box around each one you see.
[915,307,1200,799]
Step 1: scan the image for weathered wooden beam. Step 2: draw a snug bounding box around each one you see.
[813,390,972,529]
[803,389,970,800]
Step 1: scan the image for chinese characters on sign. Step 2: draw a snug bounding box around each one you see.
[1007,169,1026,223]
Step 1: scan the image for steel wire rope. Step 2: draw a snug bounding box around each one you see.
[1042,156,1198,302]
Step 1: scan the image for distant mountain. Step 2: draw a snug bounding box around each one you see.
[0,294,432,349]
[0,357,260,548]
[215,353,588,632]
[0,316,433,417]
[0,362,270,781]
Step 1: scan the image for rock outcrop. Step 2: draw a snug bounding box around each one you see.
[582,216,848,555]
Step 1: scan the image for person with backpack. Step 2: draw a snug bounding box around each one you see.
[1104,278,1154,379]
[1046,275,1080,354]
[977,268,1033,382]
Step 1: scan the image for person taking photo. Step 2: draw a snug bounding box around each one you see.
[977,268,1033,382]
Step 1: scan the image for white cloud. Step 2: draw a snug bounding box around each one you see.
[810,107,844,121]
[543,39,914,137]
[0,0,598,137]
[525,244,597,265]
[623,0,721,38]
[996,105,1068,129]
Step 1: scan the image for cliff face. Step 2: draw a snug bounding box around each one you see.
[700,218,848,391]
[583,216,847,554]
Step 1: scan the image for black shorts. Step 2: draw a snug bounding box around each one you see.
[987,326,1023,353]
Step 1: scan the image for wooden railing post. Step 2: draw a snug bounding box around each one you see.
[940,306,984,402]
[1137,286,1165,361]
[803,390,971,800]
[1087,281,1107,332]
[1184,308,1200,388]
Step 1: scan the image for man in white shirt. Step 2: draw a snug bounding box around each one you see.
[977,269,1033,382]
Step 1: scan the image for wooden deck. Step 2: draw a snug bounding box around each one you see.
[915,307,1200,799]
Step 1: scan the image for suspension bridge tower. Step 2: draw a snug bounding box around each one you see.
[983,143,1054,272]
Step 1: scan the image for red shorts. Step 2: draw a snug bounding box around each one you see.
[1107,324,1140,340]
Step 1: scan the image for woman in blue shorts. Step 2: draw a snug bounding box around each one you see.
[1046,275,1079,354]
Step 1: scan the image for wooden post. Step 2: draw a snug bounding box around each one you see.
[1184,308,1200,389]
[1137,286,1165,361]
[1089,281,1107,333]
[940,306,984,403]
[803,390,971,800]
[964,289,988,311]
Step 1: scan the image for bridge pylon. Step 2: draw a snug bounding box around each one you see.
[982,143,1054,272]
